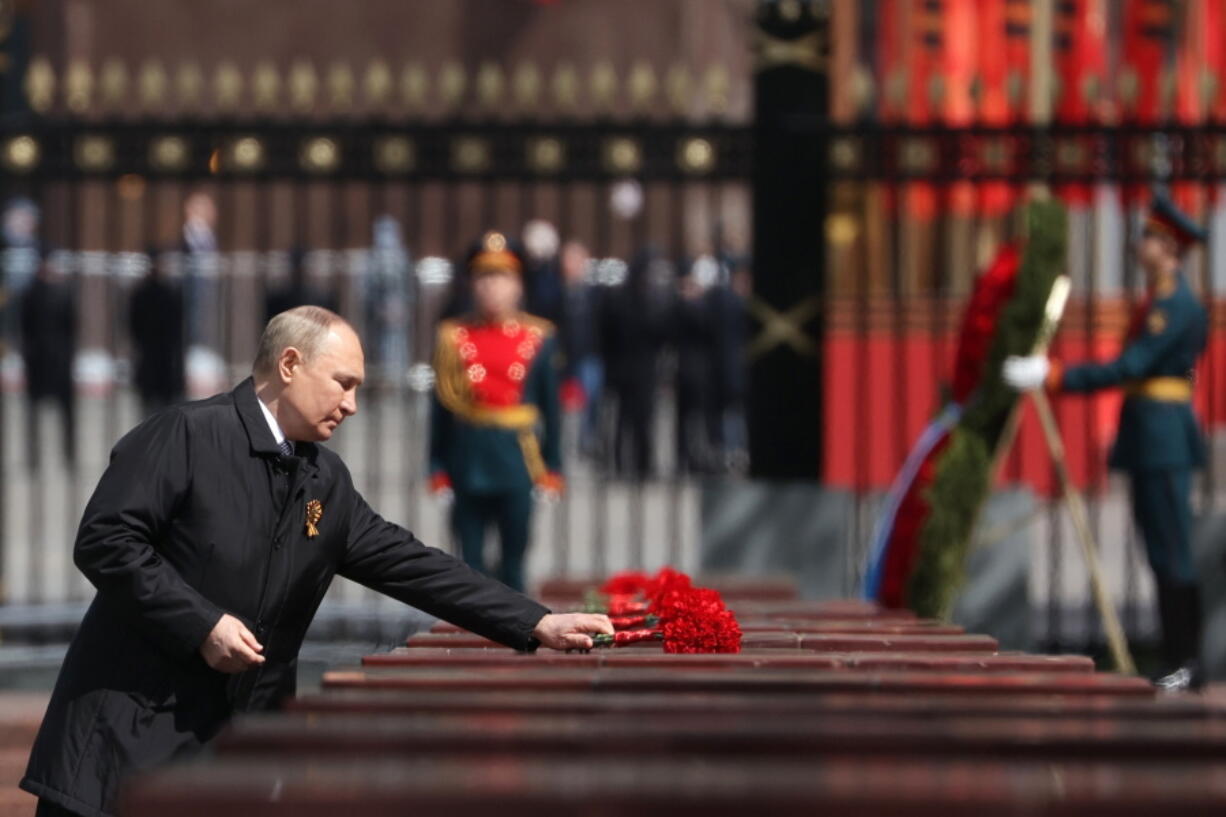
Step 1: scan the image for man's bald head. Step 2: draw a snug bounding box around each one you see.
[253,306,352,378]
[253,307,365,442]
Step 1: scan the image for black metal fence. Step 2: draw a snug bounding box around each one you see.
[4,85,1226,659]
[0,114,753,617]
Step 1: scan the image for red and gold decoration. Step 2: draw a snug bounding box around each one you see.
[434,310,555,486]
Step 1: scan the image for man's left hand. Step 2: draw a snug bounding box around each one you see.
[532,612,614,650]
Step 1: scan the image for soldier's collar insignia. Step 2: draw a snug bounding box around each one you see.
[1148,309,1168,335]
[305,499,323,538]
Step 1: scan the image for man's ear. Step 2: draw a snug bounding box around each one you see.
[277,347,302,383]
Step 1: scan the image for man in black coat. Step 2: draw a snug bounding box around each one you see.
[19,258,77,469]
[21,305,612,817]
[128,259,186,417]
[599,247,671,479]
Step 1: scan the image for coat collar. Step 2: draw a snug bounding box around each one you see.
[233,377,320,470]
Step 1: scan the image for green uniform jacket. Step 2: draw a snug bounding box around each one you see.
[1061,274,1207,471]
[430,318,562,494]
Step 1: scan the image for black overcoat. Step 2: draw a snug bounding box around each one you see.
[21,378,549,817]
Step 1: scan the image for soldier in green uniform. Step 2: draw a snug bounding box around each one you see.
[429,232,563,592]
[1004,195,1209,691]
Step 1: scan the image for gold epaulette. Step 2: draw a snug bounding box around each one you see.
[518,312,555,338]
[436,318,464,345]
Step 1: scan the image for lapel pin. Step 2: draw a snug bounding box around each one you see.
[305,499,323,538]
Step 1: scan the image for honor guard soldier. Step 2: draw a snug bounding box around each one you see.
[1004,194,1209,691]
[430,231,563,592]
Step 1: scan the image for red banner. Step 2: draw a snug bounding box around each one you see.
[979,0,1031,216]
[1174,0,1213,211]
[1053,0,1107,206]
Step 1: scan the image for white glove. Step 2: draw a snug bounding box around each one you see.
[1001,355,1051,391]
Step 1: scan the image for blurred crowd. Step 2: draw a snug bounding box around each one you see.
[0,195,751,479]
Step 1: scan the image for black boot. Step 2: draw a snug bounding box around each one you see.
[1155,582,1204,693]
[1150,579,1179,679]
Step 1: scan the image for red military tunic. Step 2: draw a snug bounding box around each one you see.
[430,312,562,494]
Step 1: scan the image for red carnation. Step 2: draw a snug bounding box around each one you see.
[644,567,693,604]
[662,606,742,654]
[589,585,741,653]
[600,571,651,596]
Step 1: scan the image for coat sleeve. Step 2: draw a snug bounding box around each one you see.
[73,409,225,661]
[1061,304,1187,393]
[338,481,550,651]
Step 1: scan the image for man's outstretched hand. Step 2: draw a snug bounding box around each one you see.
[200,613,266,673]
[532,612,615,650]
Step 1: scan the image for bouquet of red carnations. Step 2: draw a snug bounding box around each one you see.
[581,568,741,654]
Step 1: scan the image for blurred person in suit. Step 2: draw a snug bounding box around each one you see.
[19,255,77,470]
[600,246,671,479]
[129,251,186,417]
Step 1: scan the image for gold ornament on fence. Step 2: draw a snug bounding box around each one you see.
[476,62,505,108]
[65,60,93,113]
[527,137,565,174]
[175,62,204,108]
[364,60,392,106]
[603,137,641,174]
[139,60,168,108]
[677,137,714,175]
[214,61,243,110]
[289,60,318,111]
[438,62,466,107]
[327,62,355,108]
[401,64,428,110]
[703,65,731,114]
[512,62,541,109]
[628,61,657,110]
[551,63,579,110]
[666,64,691,115]
[590,62,617,111]
[24,57,55,113]
[100,59,129,107]
[252,62,281,109]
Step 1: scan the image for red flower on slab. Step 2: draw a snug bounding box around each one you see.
[591,585,742,653]
[644,567,693,605]
[600,571,652,596]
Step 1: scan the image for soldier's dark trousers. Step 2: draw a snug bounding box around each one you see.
[452,490,532,592]
[1129,468,1202,669]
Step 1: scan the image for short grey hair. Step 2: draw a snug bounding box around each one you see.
[253,306,347,376]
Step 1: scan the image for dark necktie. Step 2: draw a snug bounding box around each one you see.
[278,439,293,457]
